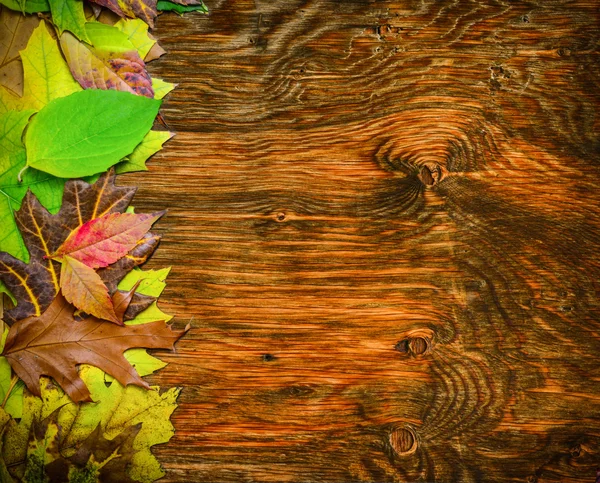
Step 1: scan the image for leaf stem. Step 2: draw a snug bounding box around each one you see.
[17,165,28,183]
[1,374,19,409]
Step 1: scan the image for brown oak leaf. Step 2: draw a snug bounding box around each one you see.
[2,291,186,403]
[0,170,159,325]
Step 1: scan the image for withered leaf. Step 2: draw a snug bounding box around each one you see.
[0,170,159,325]
[88,0,158,28]
[2,292,186,402]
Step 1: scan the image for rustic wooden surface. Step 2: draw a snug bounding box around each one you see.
[131,1,600,481]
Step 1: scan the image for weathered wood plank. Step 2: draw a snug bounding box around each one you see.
[127,0,600,481]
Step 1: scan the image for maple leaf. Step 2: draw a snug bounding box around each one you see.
[54,211,164,268]
[114,17,165,62]
[60,22,154,98]
[0,170,159,325]
[2,291,186,403]
[88,0,158,28]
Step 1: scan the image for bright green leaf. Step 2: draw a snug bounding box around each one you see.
[157,0,207,15]
[152,77,176,99]
[25,89,161,178]
[0,110,65,262]
[48,0,89,42]
[117,130,174,174]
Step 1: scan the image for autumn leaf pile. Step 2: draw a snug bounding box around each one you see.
[0,0,205,481]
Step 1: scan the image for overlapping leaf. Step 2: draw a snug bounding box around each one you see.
[0,21,81,113]
[48,0,89,42]
[1,372,180,481]
[157,0,207,15]
[2,291,186,402]
[88,0,158,27]
[52,210,163,321]
[61,22,154,98]
[0,7,40,97]
[0,170,159,325]
[25,89,161,178]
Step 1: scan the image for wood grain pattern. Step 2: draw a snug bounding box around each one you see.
[127,1,600,481]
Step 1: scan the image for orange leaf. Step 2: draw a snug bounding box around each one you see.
[60,255,119,324]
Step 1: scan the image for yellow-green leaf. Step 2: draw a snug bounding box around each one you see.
[152,77,176,99]
[117,130,174,174]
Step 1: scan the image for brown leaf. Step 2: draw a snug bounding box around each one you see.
[2,292,186,402]
[0,8,40,96]
[0,170,159,325]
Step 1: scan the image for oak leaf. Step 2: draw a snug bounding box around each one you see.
[0,170,159,325]
[2,291,186,402]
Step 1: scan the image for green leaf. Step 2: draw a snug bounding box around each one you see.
[116,130,174,174]
[152,77,176,99]
[48,0,89,42]
[157,0,207,14]
[114,17,156,59]
[25,90,161,178]
[0,0,49,14]
[0,21,81,113]
[0,110,65,262]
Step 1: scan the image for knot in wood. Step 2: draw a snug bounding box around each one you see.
[418,163,442,187]
[395,330,433,357]
[389,427,417,456]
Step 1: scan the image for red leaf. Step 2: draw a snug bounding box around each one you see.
[53,211,164,269]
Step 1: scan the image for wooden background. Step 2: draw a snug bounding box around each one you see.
[132,0,600,481]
